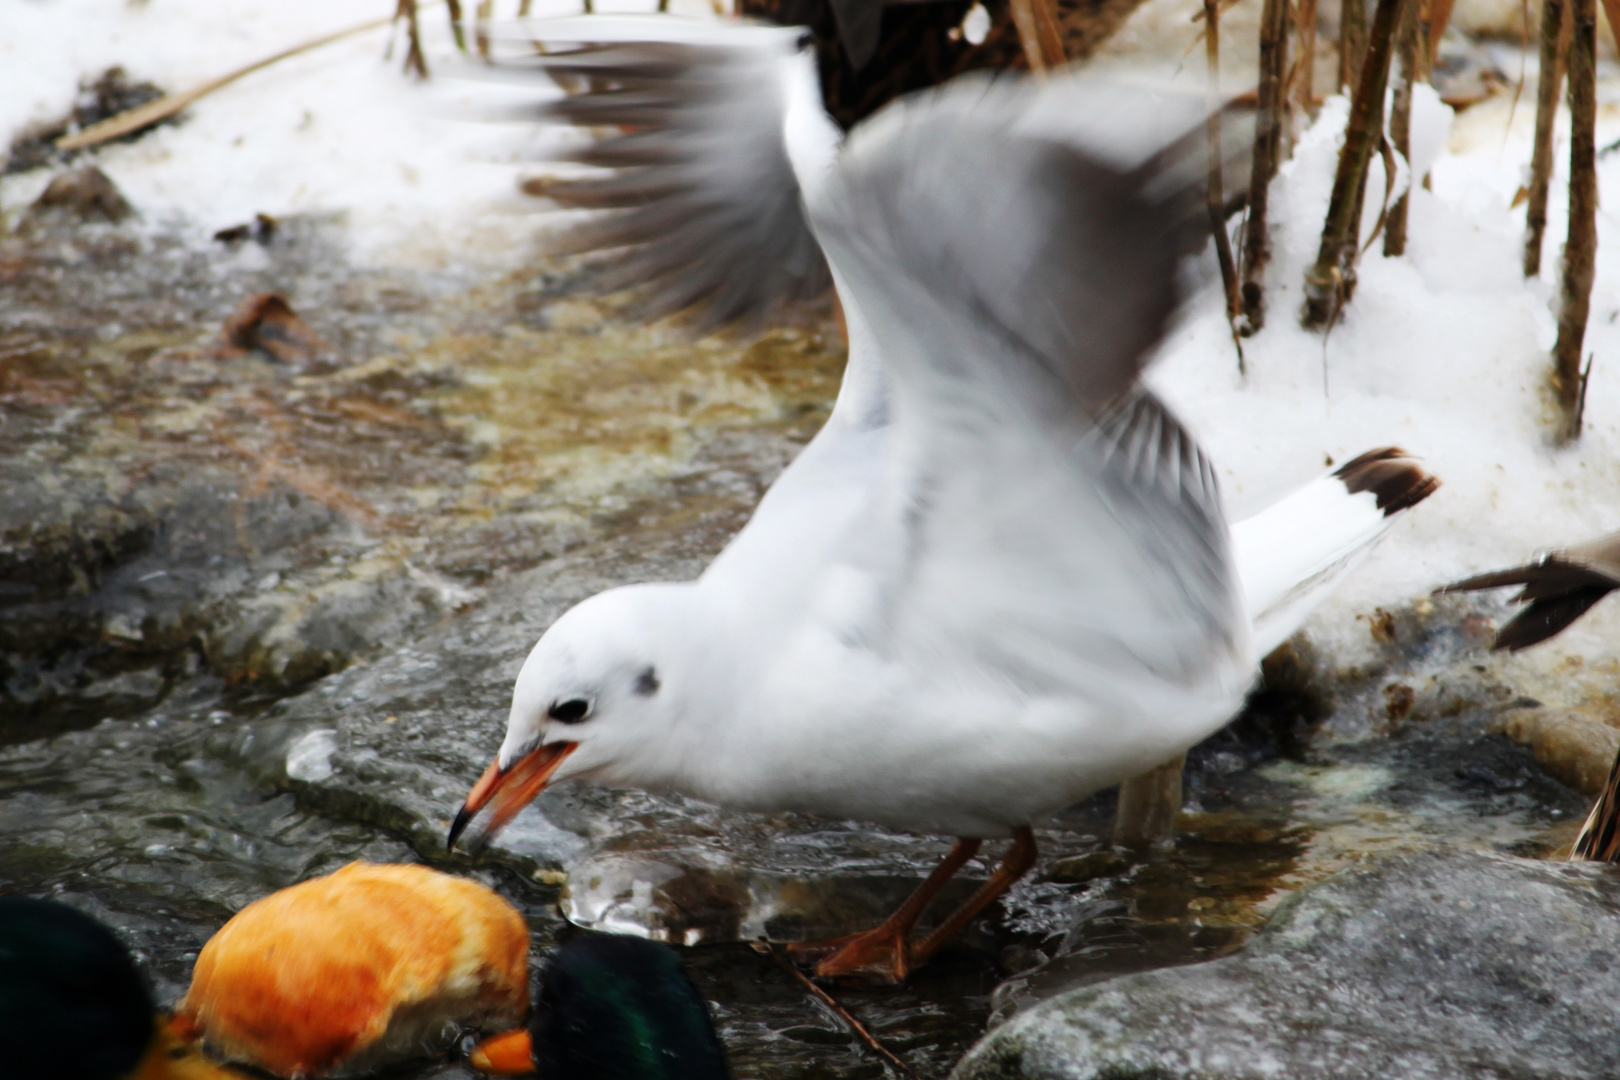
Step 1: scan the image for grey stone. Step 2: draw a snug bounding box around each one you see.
[955,849,1620,1080]
[24,166,134,227]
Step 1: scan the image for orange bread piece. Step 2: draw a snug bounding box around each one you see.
[176,862,529,1077]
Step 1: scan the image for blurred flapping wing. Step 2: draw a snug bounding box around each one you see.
[808,75,1252,698]
[503,17,832,332]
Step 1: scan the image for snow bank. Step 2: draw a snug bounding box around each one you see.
[1152,85,1620,674]
[9,0,1620,681]
[1,0,711,267]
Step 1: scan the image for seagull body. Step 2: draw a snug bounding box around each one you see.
[454,16,1437,979]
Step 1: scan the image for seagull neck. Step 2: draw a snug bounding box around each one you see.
[826,269,888,431]
[779,48,841,207]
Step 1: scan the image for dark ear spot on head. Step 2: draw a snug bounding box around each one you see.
[634,666,660,697]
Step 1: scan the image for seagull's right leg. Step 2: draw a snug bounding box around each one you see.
[907,826,1037,969]
[786,837,983,983]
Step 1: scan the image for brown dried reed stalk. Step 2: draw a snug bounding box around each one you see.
[1339,0,1369,91]
[1383,0,1428,256]
[1241,0,1291,330]
[1303,0,1410,328]
[1203,0,1247,366]
[1552,0,1598,443]
[1525,0,1572,278]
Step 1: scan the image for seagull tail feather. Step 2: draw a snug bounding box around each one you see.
[1232,447,1440,657]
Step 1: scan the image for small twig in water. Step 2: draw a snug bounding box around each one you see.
[751,941,921,1080]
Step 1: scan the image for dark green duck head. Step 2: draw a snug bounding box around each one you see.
[532,933,731,1080]
[0,896,156,1080]
[0,896,236,1080]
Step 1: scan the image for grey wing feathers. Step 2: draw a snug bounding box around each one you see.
[1439,530,1620,651]
[508,37,829,331]
[1094,391,1232,639]
[815,76,1249,682]
[819,75,1251,415]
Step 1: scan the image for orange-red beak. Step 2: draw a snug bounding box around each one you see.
[468,1028,534,1074]
[448,742,577,853]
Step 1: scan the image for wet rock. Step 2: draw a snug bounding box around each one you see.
[1496,701,1620,796]
[956,849,1620,1080]
[219,292,329,366]
[0,212,843,732]
[23,166,134,228]
[1044,850,1127,885]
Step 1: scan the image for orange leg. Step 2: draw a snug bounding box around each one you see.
[909,826,1037,969]
[787,837,982,982]
[787,828,1038,984]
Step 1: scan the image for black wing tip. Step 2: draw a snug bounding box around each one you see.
[1490,587,1617,651]
[1435,560,1617,651]
[1333,447,1441,517]
[1434,566,1540,596]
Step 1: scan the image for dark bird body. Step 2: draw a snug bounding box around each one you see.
[1438,531,1620,862]
[1439,530,1620,651]
[470,933,731,1079]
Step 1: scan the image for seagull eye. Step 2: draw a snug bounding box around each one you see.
[548,697,593,724]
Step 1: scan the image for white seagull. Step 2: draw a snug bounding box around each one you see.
[450,16,1439,982]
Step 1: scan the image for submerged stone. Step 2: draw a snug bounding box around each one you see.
[955,849,1620,1080]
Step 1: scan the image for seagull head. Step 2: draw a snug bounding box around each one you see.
[448,583,688,852]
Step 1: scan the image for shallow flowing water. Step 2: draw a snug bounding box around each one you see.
[0,209,1589,1079]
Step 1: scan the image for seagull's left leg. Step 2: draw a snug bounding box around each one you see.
[788,837,983,982]
[790,827,1039,983]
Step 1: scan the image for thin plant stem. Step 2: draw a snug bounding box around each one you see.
[1384,0,1421,256]
[1525,0,1572,277]
[1553,0,1598,443]
[1009,0,1066,72]
[1339,0,1369,91]
[1602,0,1620,53]
[1426,0,1457,64]
[1294,0,1320,119]
[1303,0,1410,328]
[1242,0,1291,330]
[1204,0,1247,366]
[58,11,402,149]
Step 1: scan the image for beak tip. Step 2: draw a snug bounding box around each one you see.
[447,805,474,854]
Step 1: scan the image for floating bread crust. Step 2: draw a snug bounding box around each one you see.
[176,862,529,1077]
